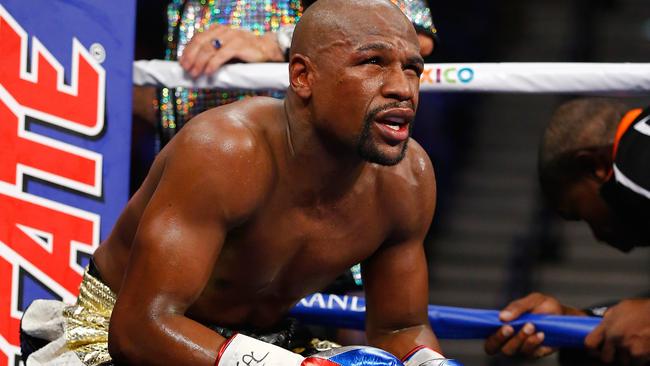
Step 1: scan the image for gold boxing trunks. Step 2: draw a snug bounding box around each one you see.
[19,267,115,366]
[21,266,339,365]
[61,268,116,366]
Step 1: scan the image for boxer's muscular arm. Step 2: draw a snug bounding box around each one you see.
[108,113,272,365]
[363,144,439,359]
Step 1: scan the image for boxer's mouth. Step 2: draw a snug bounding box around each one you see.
[373,108,413,143]
[379,117,408,130]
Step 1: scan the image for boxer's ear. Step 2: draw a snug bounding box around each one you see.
[288,53,313,99]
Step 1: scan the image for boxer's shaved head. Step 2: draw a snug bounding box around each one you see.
[290,0,418,60]
[287,0,423,166]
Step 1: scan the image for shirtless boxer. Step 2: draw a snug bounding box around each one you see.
[484,99,650,365]
[21,1,460,365]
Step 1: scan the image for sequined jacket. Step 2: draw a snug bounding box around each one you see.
[156,0,435,147]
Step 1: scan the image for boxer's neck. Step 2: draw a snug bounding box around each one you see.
[282,98,368,199]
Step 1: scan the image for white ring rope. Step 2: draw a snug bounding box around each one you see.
[133,60,650,95]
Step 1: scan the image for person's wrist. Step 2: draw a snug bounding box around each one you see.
[259,33,285,62]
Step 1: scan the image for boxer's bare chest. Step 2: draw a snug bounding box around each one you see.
[190,178,390,327]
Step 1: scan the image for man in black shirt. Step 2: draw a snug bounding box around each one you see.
[484,98,650,365]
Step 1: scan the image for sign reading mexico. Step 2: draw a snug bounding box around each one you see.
[0,5,104,364]
[420,66,475,85]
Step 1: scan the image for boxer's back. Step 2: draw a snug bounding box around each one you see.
[94,96,430,329]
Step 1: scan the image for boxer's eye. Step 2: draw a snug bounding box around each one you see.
[362,56,381,65]
[404,63,423,77]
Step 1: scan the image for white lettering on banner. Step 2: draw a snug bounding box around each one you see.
[300,293,326,308]
[299,294,366,312]
[0,5,105,366]
[327,295,348,310]
[350,296,366,312]
[300,293,366,312]
[0,6,106,137]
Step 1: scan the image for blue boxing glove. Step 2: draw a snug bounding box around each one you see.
[303,346,404,365]
[217,335,403,366]
[402,346,464,366]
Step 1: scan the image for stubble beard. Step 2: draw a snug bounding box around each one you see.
[356,105,413,166]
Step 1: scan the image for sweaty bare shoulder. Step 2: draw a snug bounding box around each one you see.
[163,98,278,224]
[377,139,436,238]
[405,139,436,197]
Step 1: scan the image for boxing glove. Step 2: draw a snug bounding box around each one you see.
[402,346,464,366]
[216,333,304,366]
[217,334,405,366]
[303,345,404,365]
